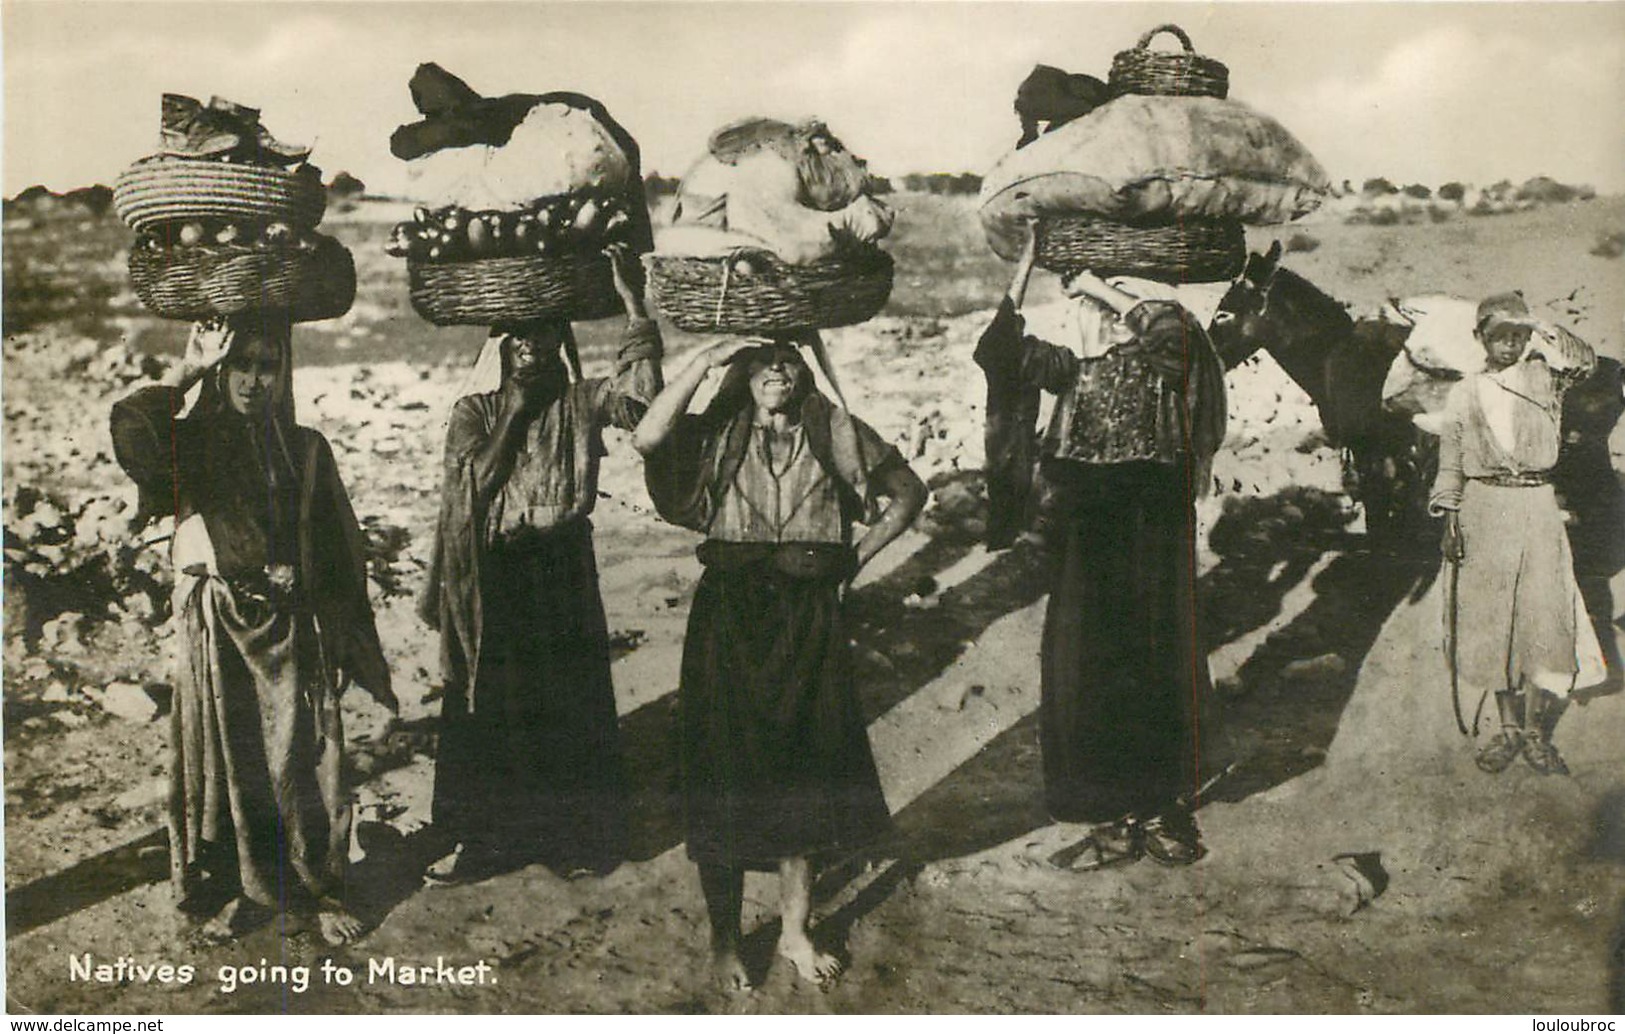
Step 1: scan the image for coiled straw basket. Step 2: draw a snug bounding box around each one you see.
[1109,25,1229,100]
[1035,215,1245,284]
[113,157,327,231]
[407,252,624,326]
[646,249,893,334]
[128,234,356,322]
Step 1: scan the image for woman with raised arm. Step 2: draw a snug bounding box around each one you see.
[634,335,926,992]
[109,316,397,945]
[420,245,663,884]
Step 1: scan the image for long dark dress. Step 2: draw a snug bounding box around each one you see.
[645,389,902,869]
[110,381,390,912]
[421,318,661,870]
[976,298,1225,823]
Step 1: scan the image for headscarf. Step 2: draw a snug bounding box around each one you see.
[441,319,581,431]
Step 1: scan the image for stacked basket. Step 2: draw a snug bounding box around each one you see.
[646,118,895,335]
[114,100,354,322]
[979,25,1327,284]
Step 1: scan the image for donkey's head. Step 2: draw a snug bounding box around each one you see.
[1209,240,1284,368]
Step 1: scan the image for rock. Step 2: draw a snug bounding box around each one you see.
[1282,653,1348,681]
[99,680,159,723]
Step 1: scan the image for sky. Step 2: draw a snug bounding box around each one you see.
[4,1,1624,198]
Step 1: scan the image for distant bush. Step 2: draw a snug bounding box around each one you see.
[1427,204,1453,224]
[1516,176,1584,203]
[1283,231,1320,254]
[868,176,894,195]
[328,171,365,197]
[1438,182,1466,203]
[1591,230,1625,259]
[1401,183,1432,200]
[1362,177,1399,197]
[1348,206,1403,226]
[900,172,982,195]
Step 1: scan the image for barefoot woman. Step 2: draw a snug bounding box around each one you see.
[635,337,926,989]
[110,317,397,944]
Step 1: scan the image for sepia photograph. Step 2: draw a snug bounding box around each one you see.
[2,0,1623,1017]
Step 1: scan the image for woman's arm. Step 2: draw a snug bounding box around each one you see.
[854,461,928,572]
[454,377,544,510]
[631,338,757,455]
[592,245,667,430]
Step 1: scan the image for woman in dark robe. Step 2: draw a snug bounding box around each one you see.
[420,246,662,883]
[634,336,926,991]
[110,316,397,945]
[975,227,1227,869]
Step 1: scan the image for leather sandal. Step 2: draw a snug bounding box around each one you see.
[1520,731,1570,776]
[1475,730,1524,774]
[1142,810,1205,867]
[1047,816,1143,872]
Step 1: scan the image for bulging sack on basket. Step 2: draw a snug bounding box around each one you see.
[660,118,893,265]
[404,100,635,211]
[979,94,1328,261]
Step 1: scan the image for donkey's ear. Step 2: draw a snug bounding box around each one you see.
[1262,239,1283,268]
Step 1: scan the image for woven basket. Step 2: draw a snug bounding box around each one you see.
[128,234,356,322]
[646,250,893,333]
[113,157,327,231]
[1109,25,1229,99]
[1035,216,1245,283]
[407,252,623,326]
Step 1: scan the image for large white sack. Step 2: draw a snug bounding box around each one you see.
[406,100,634,210]
[664,150,893,263]
[1379,296,1483,433]
[979,94,1328,260]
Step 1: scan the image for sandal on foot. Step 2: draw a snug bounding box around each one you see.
[1142,811,1205,867]
[1047,817,1143,872]
[1475,730,1524,774]
[1521,731,1570,776]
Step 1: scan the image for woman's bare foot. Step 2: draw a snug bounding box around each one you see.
[318,908,365,946]
[711,941,753,993]
[776,931,843,988]
[194,897,264,945]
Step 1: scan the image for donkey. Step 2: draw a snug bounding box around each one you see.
[1207,242,1439,544]
[1209,242,1625,563]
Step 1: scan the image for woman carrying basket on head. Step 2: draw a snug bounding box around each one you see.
[109,316,397,946]
[633,334,926,991]
[419,244,663,885]
[976,224,1227,870]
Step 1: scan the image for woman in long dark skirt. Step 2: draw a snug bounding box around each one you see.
[420,246,662,883]
[110,317,397,944]
[635,336,926,991]
[975,226,1227,868]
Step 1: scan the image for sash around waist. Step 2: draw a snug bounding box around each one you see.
[696,540,858,582]
[1470,471,1551,488]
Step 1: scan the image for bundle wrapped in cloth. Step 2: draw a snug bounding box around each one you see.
[387,64,654,325]
[114,95,354,322]
[979,25,1328,283]
[646,118,895,334]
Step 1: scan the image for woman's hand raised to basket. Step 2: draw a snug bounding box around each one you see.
[604,243,649,320]
[164,317,235,389]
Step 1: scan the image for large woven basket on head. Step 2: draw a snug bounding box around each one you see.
[407,252,624,326]
[1035,215,1245,283]
[128,235,356,322]
[646,249,893,334]
[113,157,327,231]
[1109,25,1229,99]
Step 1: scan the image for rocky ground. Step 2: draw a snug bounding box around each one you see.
[3,195,1623,1014]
